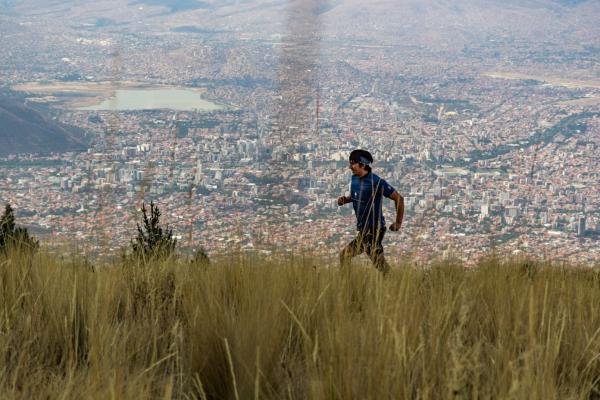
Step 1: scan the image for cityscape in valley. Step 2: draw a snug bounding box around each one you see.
[0,0,599,264]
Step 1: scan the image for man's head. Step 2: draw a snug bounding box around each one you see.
[349,149,373,176]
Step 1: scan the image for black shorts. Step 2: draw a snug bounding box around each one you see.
[347,227,387,258]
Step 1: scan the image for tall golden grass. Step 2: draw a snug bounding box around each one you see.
[1,248,600,399]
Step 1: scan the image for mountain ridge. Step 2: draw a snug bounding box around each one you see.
[0,96,86,156]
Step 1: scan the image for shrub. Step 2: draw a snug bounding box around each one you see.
[0,203,38,254]
[131,201,176,260]
[191,247,210,266]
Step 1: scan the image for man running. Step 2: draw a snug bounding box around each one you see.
[337,149,404,274]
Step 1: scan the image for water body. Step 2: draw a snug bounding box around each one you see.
[78,88,226,112]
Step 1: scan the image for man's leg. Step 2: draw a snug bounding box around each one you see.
[339,233,364,269]
[372,251,391,275]
[366,228,391,275]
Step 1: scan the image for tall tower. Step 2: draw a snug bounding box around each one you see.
[578,216,586,237]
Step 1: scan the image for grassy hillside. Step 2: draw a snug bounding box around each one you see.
[1,249,600,399]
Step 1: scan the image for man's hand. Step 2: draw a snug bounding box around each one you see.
[337,196,348,206]
[389,222,402,231]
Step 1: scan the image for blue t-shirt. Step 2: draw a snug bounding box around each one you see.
[350,172,396,231]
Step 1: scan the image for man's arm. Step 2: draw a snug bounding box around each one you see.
[388,191,404,231]
[337,195,351,206]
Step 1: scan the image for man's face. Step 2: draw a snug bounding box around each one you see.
[349,160,366,176]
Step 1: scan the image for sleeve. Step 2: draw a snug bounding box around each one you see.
[380,178,396,198]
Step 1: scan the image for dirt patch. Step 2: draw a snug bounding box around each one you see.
[557,97,600,106]
[483,72,600,90]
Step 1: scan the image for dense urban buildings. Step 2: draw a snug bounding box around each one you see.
[0,0,598,265]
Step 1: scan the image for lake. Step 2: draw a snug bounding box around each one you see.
[77,88,226,111]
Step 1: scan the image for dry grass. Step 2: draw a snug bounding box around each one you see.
[1,249,600,399]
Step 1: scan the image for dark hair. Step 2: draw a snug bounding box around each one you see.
[349,149,373,171]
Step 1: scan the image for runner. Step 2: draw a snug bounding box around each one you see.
[337,149,404,274]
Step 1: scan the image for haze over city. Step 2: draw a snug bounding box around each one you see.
[1,0,599,264]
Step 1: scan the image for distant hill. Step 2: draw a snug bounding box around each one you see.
[132,0,213,13]
[5,0,598,53]
[8,0,598,33]
[0,97,86,156]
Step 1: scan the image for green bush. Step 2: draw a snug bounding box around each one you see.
[0,203,38,254]
[131,201,176,261]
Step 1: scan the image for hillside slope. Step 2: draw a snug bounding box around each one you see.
[0,97,86,156]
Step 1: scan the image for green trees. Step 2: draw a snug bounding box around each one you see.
[0,203,38,253]
[131,201,177,260]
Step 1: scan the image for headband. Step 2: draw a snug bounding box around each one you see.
[350,155,372,165]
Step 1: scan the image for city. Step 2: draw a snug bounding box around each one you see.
[0,0,598,265]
